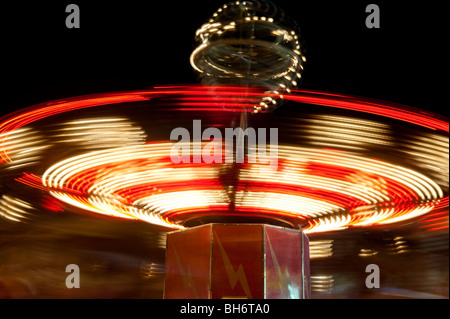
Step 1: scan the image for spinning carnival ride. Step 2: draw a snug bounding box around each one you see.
[0,1,448,299]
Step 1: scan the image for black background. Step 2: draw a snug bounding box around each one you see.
[1,1,446,116]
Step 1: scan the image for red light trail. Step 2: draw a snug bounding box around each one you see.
[0,86,448,233]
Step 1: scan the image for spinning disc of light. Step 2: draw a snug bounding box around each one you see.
[0,86,447,233]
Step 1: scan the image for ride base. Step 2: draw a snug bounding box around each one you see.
[164,223,310,299]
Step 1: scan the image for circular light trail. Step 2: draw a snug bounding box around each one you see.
[0,86,448,233]
[190,0,306,112]
[38,142,443,232]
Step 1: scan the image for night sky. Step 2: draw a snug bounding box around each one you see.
[1,0,446,118]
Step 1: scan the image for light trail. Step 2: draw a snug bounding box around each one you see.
[0,86,447,232]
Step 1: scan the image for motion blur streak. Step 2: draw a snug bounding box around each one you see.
[37,143,444,232]
[1,86,447,162]
[0,86,446,233]
[190,0,305,111]
[287,90,448,132]
[0,195,34,222]
[54,117,147,149]
[0,94,149,163]
[0,85,447,298]
[0,127,49,170]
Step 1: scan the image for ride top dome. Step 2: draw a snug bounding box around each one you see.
[190,0,305,112]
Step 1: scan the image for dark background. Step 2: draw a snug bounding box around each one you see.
[1,0,446,117]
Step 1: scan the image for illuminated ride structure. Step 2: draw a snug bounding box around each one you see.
[0,1,448,298]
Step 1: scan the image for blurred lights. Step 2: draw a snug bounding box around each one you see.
[0,127,49,170]
[303,115,394,151]
[54,117,146,149]
[0,86,447,233]
[0,195,34,222]
[139,261,165,279]
[309,239,334,259]
[190,1,305,112]
[38,143,444,232]
[310,275,334,293]
[358,248,378,257]
[386,236,410,255]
